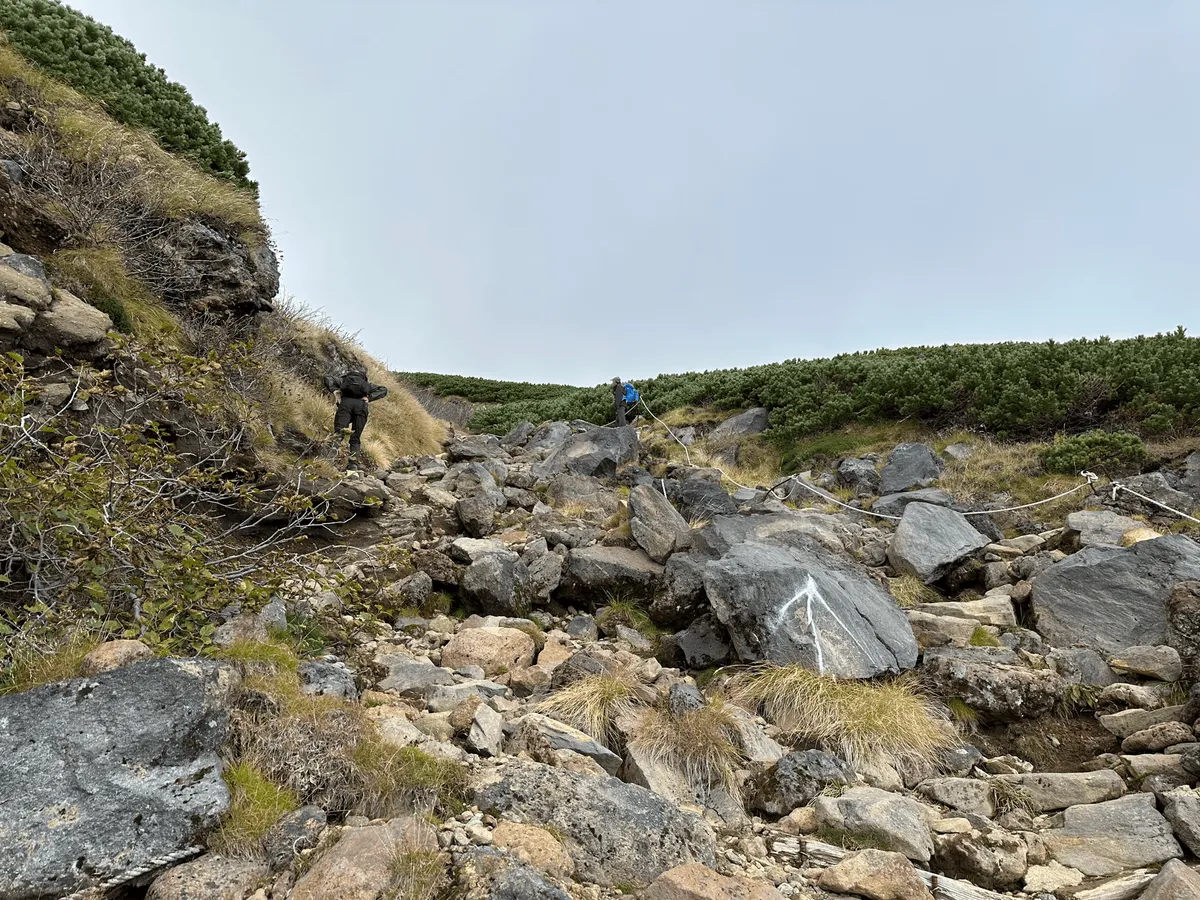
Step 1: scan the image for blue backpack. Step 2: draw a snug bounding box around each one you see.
[622,382,640,405]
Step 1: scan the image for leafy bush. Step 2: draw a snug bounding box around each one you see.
[1040,430,1147,476]
[0,0,254,189]
[457,330,1200,444]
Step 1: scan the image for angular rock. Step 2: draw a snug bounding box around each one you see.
[1099,705,1185,739]
[378,660,455,697]
[647,862,785,900]
[1111,472,1197,520]
[0,659,232,899]
[1063,510,1144,549]
[872,488,954,519]
[1167,582,1200,673]
[1023,861,1084,893]
[672,616,731,669]
[512,713,622,776]
[449,846,569,899]
[298,660,358,701]
[1109,645,1183,682]
[879,443,944,495]
[989,770,1126,812]
[467,702,505,757]
[667,476,739,524]
[630,484,692,563]
[906,611,979,651]
[838,457,881,496]
[1042,793,1183,877]
[933,828,1027,891]
[472,759,716,886]
[888,503,990,584]
[461,550,521,616]
[710,408,770,442]
[652,553,709,628]
[910,595,1016,627]
[1163,787,1200,856]
[457,495,500,537]
[563,545,664,598]
[526,422,573,456]
[1031,536,1200,655]
[145,855,267,900]
[819,849,932,900]
[748,750,855,815]
[1123,722,1195,754]
[426,680,508,713]
[533,426,638,479]
[263,805,326,870]
[703,539,918,678]
[441,627,535,676]
[812,787,937,862]
[291,817,437,900]
[1047,648,1119,687]
[491,821,575,879]
[1139,859,1200,900]
[920,647,1064,722]
[79,639,155,676]
[916,778,996,818]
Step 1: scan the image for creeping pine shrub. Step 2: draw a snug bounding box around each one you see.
[730,665,960,778]
[1040,430,1148,476]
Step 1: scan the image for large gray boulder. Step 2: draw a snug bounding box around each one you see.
[888,503,990,584]
[1063,509,1143,549]
[879,443,944,495]
[703,539,918,678]
[0,659,233,899]
[1140,860,1200,900]
[693,512,846,559]
[837,457,881,496]
[1030,535,1200,655]
[747,750,854,815]
[1042,793,1183,877]
[472,760,716,887]
[709,407,770,442]
[526,422,573,455]
[533,426,637,479]
[629,484,692,563]
[872,488,954,519]
[811,786,937,863]
[562,546,664,599]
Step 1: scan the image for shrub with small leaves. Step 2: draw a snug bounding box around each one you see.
[1040,430,1147,476]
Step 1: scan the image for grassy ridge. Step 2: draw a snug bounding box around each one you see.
[397,372,581,405]
[0,0,254,189]
[455,330,1200,444]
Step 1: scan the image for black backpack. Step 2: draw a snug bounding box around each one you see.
[341,370,369,398]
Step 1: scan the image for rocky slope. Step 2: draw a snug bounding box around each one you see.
[3,416,1199,900]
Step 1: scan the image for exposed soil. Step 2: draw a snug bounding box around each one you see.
[973,715,1119,772]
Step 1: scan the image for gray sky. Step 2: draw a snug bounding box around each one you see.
[68,1,1200,385]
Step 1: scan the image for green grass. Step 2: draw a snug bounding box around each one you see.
[0,630,105,695]
[388,849,446,900]
[209,761,299,857]
[947,698,980,729]
[969,626,1002,648]
[213,639,300,673]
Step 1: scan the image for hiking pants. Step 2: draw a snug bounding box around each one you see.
[334,397,368,452]
[614,399,627,427]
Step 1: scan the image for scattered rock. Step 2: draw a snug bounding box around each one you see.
[747,750,855,815]
[1109,644,1184,682]
[78,639,154,676]
[629,484,693,563]
[298,660,358,701]
[467,703,506,757]
[145,856,267,900]
[263,805,327,870]
[491,821,575,879]
[534,426,638,479]
[989,770,1125,812]
[812,786,937,863]
[450,847,570,900]
[710,408,770,442]
[1123,722,1195,754]
[1139,858,1200,900]
[441,627,536,676]
[879,443,944,495]
[472,759,716,887]
[646,862,785,900]
[1042,793,1183,877]
[818,849,933,900]
[916,778,996,819]
[888,503,990,584]
[667,477,739,523]
[291,817,438,900]
[933,827,1027,891]
[1062,510,1144,549]
[921,647,1063,722]
[563,546,664,598]
[872,488,954,519]
[1162,787,1200,856]
[511,713,622,776]
[1022,861,1084,893]
[838,457,881,496]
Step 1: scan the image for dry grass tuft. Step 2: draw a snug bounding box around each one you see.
[729,665,960,777]
[0,630,106,695]
[989,779,1035,815]
[887,575,942,609]
[626,699,744,796]
[539,669,644,749]
[388,849,447,900]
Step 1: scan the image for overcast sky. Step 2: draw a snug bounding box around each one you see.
[67,1,1200,385]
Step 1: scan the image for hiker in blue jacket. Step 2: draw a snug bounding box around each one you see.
[611,377,639,426]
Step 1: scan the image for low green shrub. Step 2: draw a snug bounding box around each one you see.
[1040,430,1147,475]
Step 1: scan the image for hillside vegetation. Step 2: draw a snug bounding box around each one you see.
[0,0,254,188]
[452,331,1200,448]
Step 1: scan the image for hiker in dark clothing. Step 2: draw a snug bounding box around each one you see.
[324,364,388,461]
[611,377,627,426]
